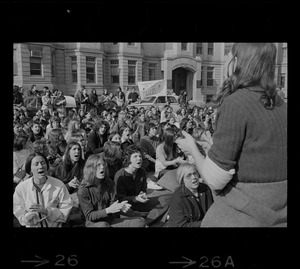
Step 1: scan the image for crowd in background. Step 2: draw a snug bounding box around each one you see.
[13,43,287,228]
[13,83,217,227]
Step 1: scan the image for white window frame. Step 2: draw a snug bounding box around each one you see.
[110,60,119,84]
[207,67,214,86]
[86,56,96,84]
[208,43,214,55]
[70,56,77,83]
[30,50,42,76]
[128,60,136,85]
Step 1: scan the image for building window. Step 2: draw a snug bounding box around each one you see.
[128,60,136,85]
[149,63,156,80]
[206,94,214,102]
[70,56,77,83]
[208,43,214,55]
[207,67,214,86]
[282,47,287,61]
[86,57,96,84]
[196,43,202,54]
[280,74,285,88]
[51,52,56,77]
[142,62,146,81]
[181,43,187,51]
[110,60,119,84]
[200,66,204,86]
[128,43,135,46]
[113,42,118,45]
[13,48,17,76]
[30,50,42,76]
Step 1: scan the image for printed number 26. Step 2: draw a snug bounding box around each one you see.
[55,255,78,266]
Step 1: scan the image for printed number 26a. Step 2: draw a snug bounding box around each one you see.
[199,256,234,268]
[55,255,78,266]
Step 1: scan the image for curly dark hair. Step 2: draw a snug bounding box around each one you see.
[122,144,141,167]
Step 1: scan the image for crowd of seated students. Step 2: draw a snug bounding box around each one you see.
[13,84,222,228]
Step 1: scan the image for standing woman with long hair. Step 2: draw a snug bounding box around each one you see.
[116,87,125,108]
[80,87,90,114]
[53,90,67,117]
[176,43,287,227]
[88,88,98,111]
[41,89,53,115]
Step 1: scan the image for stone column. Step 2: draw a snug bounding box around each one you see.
[193,58,204,103]
[162,58,173,90]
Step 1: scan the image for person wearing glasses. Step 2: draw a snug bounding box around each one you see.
[167,163,213,227]
[176,43,287,227]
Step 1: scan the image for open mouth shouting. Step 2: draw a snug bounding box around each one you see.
[70,145,81,163]
[98,169,105,178]
[37,169,46,176]
[191,179,199,187]
[96,162,106,179]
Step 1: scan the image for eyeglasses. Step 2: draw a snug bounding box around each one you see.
[185,172,200,180]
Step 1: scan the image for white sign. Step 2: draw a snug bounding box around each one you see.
[137,79,167,100]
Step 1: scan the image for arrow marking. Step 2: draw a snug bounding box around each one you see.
[169,256,196,268]
[21,255,49,267]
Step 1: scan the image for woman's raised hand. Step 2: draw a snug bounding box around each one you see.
[175,130,197,155]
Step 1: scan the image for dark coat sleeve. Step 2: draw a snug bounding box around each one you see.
[168,190,202,227]
[77,187,109,222]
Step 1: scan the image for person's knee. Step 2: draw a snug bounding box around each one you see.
[87,221,111,227]
[132,217,147,227]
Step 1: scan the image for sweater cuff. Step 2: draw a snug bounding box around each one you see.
[202,156,235,190]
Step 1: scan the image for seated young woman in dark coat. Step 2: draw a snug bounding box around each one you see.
[167,163,214,227]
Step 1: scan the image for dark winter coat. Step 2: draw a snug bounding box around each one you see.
[167,183,214,227]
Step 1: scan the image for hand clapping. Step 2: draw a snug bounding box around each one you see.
[29,204,48,216]
[106,200,132,214]
[68,177,80,189]
[135,191,149,203]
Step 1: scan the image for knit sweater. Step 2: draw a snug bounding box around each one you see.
[208,87,287,183]
[202,87,287,226]
[114,168,147,204]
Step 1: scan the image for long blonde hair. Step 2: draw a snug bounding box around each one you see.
[176,163,199,186]
[82,154,110,186]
